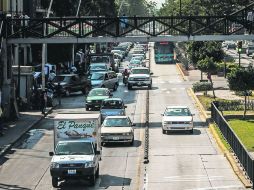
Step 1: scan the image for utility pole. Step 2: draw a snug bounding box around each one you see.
[237,41,242,67]
[72,0,82,68]
[41,0,53,91]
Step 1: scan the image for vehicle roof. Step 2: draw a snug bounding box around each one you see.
[56,74,76,76]
[58,139,93,143]
[105,116,129,119]
[103,98,123,101]
[90,88,108,91]
[166,105,189,109]
[131,67,148,70]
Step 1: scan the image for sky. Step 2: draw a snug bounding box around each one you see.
[151,0,165,8]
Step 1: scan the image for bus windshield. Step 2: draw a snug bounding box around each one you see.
[154,42,174,54]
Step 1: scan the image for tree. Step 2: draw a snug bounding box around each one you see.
[227,68,254,118]
[197,57,217,98]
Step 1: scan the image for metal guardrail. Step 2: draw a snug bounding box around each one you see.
[211,102,254,186]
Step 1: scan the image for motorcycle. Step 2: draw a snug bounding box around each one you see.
[123,75,128,86]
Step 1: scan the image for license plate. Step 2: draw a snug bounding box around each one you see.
[138,82,143,85]
[68,169,76,175]
[113,137,119,140]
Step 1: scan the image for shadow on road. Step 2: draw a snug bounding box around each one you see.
[0,183,30,190]
[102,140,141,148]
[99,174,131,188]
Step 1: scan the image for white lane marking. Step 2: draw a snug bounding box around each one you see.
[160,81,165,84]
[161,88,167,91]
[163,175,224,182]
[143,170,148,190]
[166,91,170,94]
[185,185,244,190]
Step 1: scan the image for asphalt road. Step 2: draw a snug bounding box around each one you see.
[0,44,248,190]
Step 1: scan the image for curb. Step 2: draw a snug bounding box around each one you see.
[188,88,209,121]
[189,89,252,188]
[176,63,187,81]
[0,106,55,157]
[209,124,252,188]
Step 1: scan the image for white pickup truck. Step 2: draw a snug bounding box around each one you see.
[127,67,153,90]
[49,113,101,187]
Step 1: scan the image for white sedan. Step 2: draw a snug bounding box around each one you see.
[161,106,194,134]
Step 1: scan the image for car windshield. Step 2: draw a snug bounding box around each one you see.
[89,89,108,96]
[54,76,71,83]
[165,108,192,116]
[55,141,94,155]
[103,118,130,127]
[90,56,109,63]
[131,69,149,74]
[90,64,107,70]
[101,100,123,109]
[91,73,105,80]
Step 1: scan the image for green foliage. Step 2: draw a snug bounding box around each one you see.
[216,100,243,111]
[192,82,213,92]
[197,57,217,73]
[227,68,254,92]
[187,41,224,67]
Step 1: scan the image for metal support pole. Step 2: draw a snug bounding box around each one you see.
[42,0,53,91]
[239,51,241,67]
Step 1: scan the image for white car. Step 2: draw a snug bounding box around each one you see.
[161,106,194,134]
[101,116,135,145]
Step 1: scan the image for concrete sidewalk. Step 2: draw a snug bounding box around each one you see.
[186,68,243,100]
[0,107,54,157]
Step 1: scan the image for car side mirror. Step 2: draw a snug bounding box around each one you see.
[150,72,154,75]
[49,152,54,156]
[95,150,101,155]
[132,123,136,126]
[109,67,112,71]
[161,113,164,116]
[124,106,127,108]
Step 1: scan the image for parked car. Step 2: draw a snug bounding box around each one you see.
[100,98,127,121]
[53,74,91,96]
[101,116,135,145]
[161,106,194,134]
[127,67,153,90]
[85,88,112,111]
[224,41,236,50]
[90,71,119,91]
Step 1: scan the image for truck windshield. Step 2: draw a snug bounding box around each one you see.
[55,141,94,155]
[131,69,149,75]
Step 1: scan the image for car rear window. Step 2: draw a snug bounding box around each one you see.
[103,118,130,127]
[102,100,123,109]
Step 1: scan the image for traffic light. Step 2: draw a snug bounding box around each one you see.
[237,41,242,52]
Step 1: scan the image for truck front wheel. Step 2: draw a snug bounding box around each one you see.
[52,177,58,188]
[89,174,96,186]
[95,166,99,178]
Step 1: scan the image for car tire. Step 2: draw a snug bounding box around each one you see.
[148,84,152,90]
[86,107,90,111]
[128,84,132,90]
[52,177,58,188]
[65,89,70,96]
[189,129,194,134]
[130,137,134,146]
[113,83,118,91]
[89,174,96,186]
[95,165,99,178]
[162,129,166,134]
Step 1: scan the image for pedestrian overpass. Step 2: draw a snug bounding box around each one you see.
[3,2,254,44]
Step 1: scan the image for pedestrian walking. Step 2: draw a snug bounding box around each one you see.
[40,90,47,114]
[56,83,62,106]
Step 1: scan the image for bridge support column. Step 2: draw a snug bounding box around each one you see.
[14,44,19,66]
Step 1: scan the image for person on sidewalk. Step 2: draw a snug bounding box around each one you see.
[55,83,62,106]
[40,90,47,115]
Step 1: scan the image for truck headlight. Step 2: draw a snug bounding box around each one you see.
[84,161,95,168]
[51,162,60,168]
[123,132,131,136]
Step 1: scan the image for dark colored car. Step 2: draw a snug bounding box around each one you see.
[53,74,91,96]
[100,98,127,121]
[85,88,112,111]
